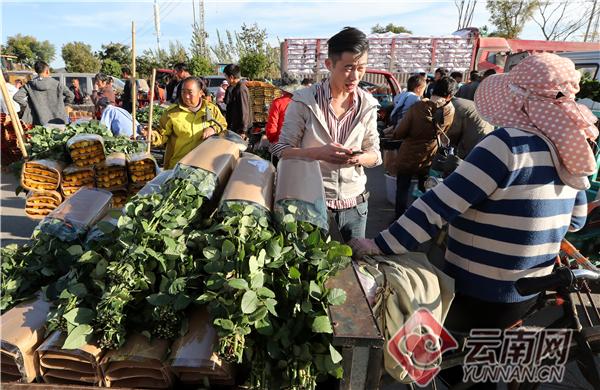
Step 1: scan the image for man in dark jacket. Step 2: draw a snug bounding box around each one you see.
[121,67,133,113]
[223,64,251,135]
[69,79,85,104]
[448,97,494,158]
[424,67,448,98]
[455,70,481,100]
[13,61,74,125]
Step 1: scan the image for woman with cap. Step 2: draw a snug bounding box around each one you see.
[349,53,597,331]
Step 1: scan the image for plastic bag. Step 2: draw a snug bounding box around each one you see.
[274,158,328,231]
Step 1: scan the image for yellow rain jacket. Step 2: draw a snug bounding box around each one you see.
[156,100,227,169]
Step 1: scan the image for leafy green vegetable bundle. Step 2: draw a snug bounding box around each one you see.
[26,121,145,162]
[136,105,167,130]
[2,189,113,311]
[0,221,85,311]
[45,164,219,350]
[191,157,351,389]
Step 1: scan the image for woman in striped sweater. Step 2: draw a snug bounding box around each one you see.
[351,53,598,330]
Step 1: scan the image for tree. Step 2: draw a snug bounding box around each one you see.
[189,55,213,76]
[455,0,478,30]
[101,59,122,77]
[165,41,189,68]
[210,30,235,63]
[210,23,280,78]
[62,42,101,73]
[532,1,599,41]
[190,24,209,58]
[371,23,412,34]
[4,34,55,67]
[97,42,131,66]
[486,0,538,38]
[239,52,268,80]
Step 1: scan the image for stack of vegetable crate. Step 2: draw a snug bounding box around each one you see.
[246,81,283,124]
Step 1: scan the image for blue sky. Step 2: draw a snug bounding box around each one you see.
[0,0,567,68]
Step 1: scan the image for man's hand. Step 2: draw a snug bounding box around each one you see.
[202,126,216,140]
[313,143,354,164]
[348,238,382,258]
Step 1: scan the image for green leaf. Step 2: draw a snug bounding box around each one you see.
[248,306,268,322]
[169,277,187,294]
[329,344,343,364]
[250,272,264,289]
[267,239,282,258]
[288,266,301,279]
[67,245,83,256]
[146,293,174,306]
[241,290,258,314]
[228,278,249,290]
[218,239,234,258]
[214,318,234,330]
[248,255,259,274]
[203,247,220,261]
[257,287,275,298]
[265,298,278,316]
[173,294,192,311]
[311,316,333,333]
[307,229,321,246]
[68,283,88,298]
[309,280,321,299]
[62,324,93,350]
[327,288,347,306]
[63,308,95,326]
[257,249,266,267]
[94,259,108,278]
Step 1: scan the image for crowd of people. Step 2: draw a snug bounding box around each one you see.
[0,24,597,387]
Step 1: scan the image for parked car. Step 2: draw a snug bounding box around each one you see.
[204,75,227,96]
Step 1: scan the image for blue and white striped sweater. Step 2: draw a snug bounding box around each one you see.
[375,127,588,303]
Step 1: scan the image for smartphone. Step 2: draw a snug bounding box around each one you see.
[349,150,364,155]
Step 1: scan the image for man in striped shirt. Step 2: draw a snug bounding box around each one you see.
[350,53,596,330]
[273,27,382,241]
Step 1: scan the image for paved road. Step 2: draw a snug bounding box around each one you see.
[1,169,39,246]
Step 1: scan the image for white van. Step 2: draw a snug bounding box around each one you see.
[558,51,600,81]
[50,72,125,96]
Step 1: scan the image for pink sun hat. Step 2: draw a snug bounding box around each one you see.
[474,53,598,188]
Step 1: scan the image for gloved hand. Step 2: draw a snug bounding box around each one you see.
[150,130,162,147]
[348,238,382,258]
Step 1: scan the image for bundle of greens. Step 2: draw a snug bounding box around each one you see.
[0,219,85,311]
[192,200,351,389]
[25,121,145,162]
[136,105,167,130]
[45,165,219,350]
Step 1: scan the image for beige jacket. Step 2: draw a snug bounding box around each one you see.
[277,84,382,202]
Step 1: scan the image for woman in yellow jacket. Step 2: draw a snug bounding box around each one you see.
[154,77,227,169]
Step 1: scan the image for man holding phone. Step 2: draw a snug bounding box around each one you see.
[272,27,381,241]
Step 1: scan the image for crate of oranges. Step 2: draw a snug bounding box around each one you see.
[21,160,64,192]
[67,134,106,167]
[127,153,158,186]
[25,190,63,219]
[96,153,128,190]
[61,165,96,197]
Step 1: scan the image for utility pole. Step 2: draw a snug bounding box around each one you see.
[199,0,208,57]
[154,0,161,59]
[584,0,598,42]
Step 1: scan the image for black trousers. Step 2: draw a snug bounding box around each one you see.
[439,293,538,389]
[395,173,426,219]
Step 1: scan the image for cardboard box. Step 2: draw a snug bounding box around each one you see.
[168,307,234,385]
[220,155,276,212]
[101,333,174,388]
[36,331,104,386]
[0,295,51,382]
